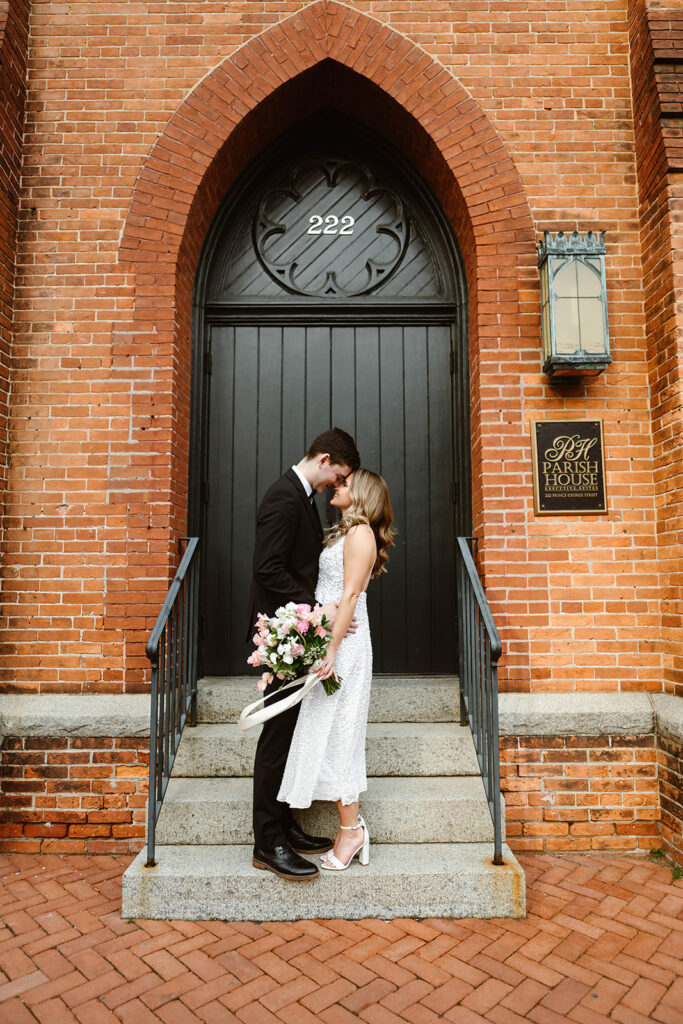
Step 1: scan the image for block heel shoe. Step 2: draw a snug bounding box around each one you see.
[320,815,369,871]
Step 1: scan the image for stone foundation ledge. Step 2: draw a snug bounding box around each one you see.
[0,694,150,744]
[0,691,680,744]
[499,692,681,742]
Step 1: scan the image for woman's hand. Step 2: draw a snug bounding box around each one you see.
[316,645,338,682]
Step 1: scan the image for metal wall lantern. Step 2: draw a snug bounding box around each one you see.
[537,230,611,384]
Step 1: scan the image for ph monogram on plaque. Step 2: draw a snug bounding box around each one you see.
[531,420,608,515]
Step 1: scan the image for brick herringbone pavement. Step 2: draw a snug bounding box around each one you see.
[0,853,681,1023]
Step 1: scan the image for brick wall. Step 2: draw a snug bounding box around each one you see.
[501,735,660,855]
[628,1,683,698]
[0,736,148,853]
[0,0,29,523]
[0,730,669,858]
[0,0,673,698]
[658,734,683,864]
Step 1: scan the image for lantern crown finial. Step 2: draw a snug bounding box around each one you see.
[537,229,606,264]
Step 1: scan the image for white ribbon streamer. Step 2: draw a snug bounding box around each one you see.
[238,669,321,732]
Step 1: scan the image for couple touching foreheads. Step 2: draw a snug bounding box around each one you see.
[247,427,395,881]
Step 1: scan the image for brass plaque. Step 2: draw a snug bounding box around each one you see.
[531,420,607,515]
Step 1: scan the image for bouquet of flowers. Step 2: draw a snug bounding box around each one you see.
[247,602,341,696]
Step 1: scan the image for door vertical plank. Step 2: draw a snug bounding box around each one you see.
[281,326,306,471]
[330,326,356,527]
[204,325,234,674]
[330,326,356,437]
[378,324,407,673]
[230,326,259,671]
[305,325,331,439]
[427,325,456,671]
[354,326,381,665]
[355,325,380,469]
[256,326,283,503]
[403,325,431,671]
[306,325,332,524]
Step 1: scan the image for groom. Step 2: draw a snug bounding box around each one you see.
[248,427,361,881]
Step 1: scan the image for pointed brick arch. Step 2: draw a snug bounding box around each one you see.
[115,0,537,688]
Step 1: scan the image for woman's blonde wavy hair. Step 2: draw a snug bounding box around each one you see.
[325,468,396,578]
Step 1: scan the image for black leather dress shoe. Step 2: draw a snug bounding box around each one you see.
[285,822,333,855]
[252,843,319,880]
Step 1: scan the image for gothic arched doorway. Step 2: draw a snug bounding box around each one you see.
[190,114,470,676]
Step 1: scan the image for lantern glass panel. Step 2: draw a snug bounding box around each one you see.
[555,295,581,354]
[539,260,551,360]
[576,259,602,296]
[579,299,605,352]
[552,257,606,355]
[553,257,577,297]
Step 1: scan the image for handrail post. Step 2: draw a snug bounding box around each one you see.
[146,657,159,867]
[490,660,503,865]
[456,536,504,866]
[144,537,200,868]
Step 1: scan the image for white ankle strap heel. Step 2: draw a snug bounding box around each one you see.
[320,815,370,870]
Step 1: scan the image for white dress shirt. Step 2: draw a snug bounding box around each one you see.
[291,464,313,498]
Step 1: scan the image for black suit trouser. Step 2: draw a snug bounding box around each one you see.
[252,678,303,849]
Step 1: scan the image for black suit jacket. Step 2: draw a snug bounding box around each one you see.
[246,469,324,639]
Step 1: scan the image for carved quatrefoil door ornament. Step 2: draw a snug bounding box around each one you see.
[253,160,410,297]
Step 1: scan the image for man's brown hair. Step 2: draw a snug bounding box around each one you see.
[306,427,360,471]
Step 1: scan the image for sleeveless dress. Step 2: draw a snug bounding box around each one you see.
[277,535,373,808]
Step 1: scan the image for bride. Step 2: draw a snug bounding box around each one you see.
[277,468,395,871]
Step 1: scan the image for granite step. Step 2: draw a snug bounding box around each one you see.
[171,722,480,778]
[154,775,503,845]
[197,675,461,724]
[121,842,525,921]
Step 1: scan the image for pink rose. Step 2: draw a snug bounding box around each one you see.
[296,603,311,616]
[296,619,310,634]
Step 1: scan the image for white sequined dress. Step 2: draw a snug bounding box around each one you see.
[277,536,372,808]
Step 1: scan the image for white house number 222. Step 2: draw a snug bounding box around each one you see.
[307,215,355,235]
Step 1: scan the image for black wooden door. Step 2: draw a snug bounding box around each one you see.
[193,118,468,677]
[203,321,456,675]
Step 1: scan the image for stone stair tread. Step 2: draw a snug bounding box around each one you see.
[200,675,459,684]
[197,675,461,724]
[172,721,480,777]
[162,775,489,801]
[122,842,525,921]
[178,722,468,738]
[155,773,500,845]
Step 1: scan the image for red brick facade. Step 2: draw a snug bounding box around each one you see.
[659,734,683,864]
[0,732,664,856]
[629,2,683,699]
[0,1,29,524]
[1,1,683,858]
[0,736,148,854]
[1,0,677,697]
[501,734,660,856]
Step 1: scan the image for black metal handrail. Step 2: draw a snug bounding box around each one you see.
[456,536,504,865]
[145,537,200,867]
